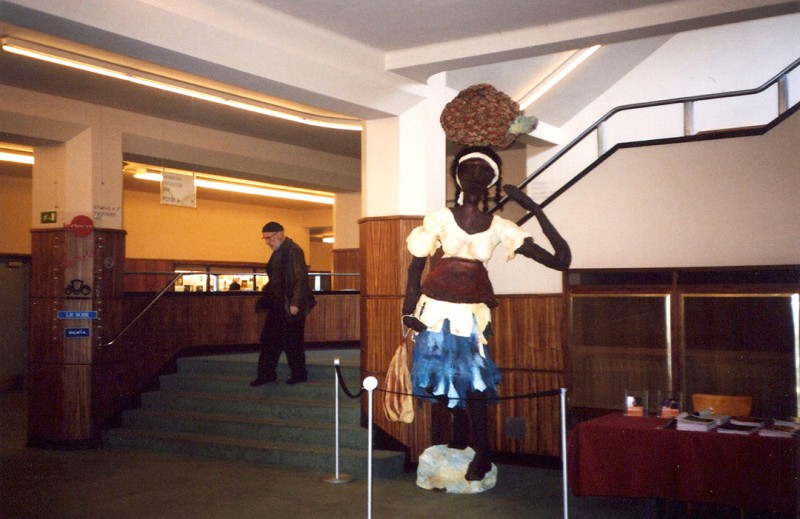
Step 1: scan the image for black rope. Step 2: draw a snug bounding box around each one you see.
[375,387,562,403]
[333,364,562,402]
[334,364,365,399]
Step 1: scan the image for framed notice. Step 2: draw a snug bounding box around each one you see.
[161,171,197,208]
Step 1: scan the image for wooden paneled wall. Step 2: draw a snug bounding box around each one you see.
[359,216,434,459]
[332,248,359,291]
[123,258,176,292]
[489,294,566,457]
[305,292,359,342]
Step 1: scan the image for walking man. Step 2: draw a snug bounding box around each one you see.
[251,221,315,386]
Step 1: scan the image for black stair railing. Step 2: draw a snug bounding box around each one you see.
[491,56,800,226]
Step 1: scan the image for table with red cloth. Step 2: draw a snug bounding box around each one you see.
[567,413,798,514]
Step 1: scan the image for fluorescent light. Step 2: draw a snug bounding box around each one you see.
[519,45,601,110]
[131,169,335,205]
[194,178,333,204]
[0,151,34,164]
[2,37,362,132]
[322,236,335,244]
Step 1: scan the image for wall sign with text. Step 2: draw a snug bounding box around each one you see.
[161,171,197,208]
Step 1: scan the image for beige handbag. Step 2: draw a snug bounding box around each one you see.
[383,341,414,423]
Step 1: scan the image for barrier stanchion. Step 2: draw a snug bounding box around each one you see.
[363,376,378,519]
[560,387,569,519]
[322,357,354,484]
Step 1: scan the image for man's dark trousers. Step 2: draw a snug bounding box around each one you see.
[257,300,307,380]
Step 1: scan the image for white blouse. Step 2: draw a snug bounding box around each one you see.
[405,208,532,351]
[406,207,530,263]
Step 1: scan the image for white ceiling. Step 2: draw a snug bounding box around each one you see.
[1,0,799,187]
[254,0,678,52]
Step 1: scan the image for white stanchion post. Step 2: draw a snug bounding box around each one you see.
[560,387,569,519]
[363,376,378,519]
[322,357,354,484]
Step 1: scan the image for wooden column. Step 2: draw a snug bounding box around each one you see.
[359,215,438,460]
[28,226,125,448]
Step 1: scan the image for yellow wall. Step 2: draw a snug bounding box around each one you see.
[0,173,32,254]
[123,189,331,264]
[0,169,333,267]
[309,240,333,272]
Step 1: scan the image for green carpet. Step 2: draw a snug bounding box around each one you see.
[104,349,405,478]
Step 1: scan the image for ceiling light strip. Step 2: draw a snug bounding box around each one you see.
[519,45,601,110]
[132,171,334,205]
[0,151,34,164]
[2,37,362,132]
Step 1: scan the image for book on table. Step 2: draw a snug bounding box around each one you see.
[758,419,800,438]
[729,416,770,428]
[717,422,760,435]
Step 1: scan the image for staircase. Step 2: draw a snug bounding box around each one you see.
[103,349,406,478]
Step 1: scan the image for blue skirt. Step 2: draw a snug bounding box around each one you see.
[410,319,502,409]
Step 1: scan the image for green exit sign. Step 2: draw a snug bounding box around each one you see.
[40,211,57,224]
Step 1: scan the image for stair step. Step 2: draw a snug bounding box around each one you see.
[176,356,361,381]
[159,373,348,401]
[120,408,368,449]
[140,390,361,423]
[105,428,405,478]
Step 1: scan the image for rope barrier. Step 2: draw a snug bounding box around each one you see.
[335,362,561,403]
[334,364,365,399]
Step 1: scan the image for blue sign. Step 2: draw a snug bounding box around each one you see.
[64,328,91,338]
[57,311,98,320]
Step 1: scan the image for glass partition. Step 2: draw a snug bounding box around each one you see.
[570,294,671,411]
[174,265,208,292]
[209,267,259,291]
[567,266,800,418]
[682,293,799,417]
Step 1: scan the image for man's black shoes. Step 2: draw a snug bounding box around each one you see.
[285,375,308,385]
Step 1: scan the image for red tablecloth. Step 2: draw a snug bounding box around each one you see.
[568,413,799,514]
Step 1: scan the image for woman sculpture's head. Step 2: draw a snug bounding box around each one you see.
[450,146,503,211]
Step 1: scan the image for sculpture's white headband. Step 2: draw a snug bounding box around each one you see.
[457,152,500,188]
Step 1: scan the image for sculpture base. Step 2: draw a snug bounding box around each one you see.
[416,445,498,494]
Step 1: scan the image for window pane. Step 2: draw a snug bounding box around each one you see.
[570,295,670,411]
[683,295,797,417]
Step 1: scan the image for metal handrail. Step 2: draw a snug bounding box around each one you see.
[102,271,191,347]
[491,55,800,224]
[125,270,360,277]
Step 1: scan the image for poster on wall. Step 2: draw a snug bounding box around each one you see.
[161,171,197,208]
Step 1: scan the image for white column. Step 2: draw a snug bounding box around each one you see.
[32,121,123,230]
[362,73,454,218]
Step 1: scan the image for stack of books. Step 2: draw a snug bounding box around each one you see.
[758,419,800,438]
[676,411,727,432]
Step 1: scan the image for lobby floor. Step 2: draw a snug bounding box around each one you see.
[0,388,775,519]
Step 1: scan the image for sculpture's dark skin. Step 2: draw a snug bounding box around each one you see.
[402,150,571,481]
